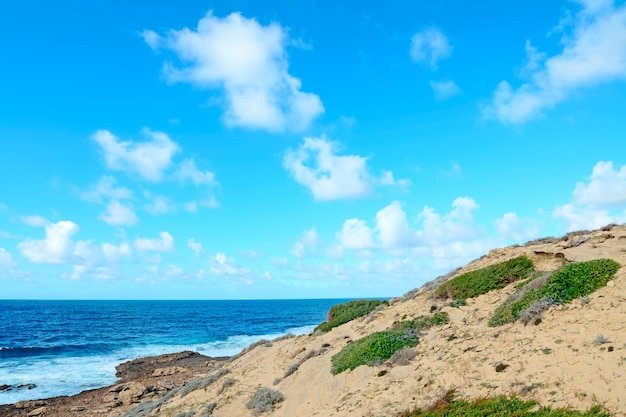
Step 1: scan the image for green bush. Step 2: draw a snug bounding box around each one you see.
[399,392,610,416]
[391,312,449,333]
[314,299,388,333]
[436,256,534,300]
[490,259,620,327]
[330,331,418,374]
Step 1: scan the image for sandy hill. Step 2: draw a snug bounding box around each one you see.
[7,225,625,417]
[125,225,626,417]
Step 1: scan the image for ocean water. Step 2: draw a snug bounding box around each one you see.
[0,299,348,405]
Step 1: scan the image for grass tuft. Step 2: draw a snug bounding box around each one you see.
[246,387,284,416]
[398,392,611,416]
[436,256,534,300]
[490,259,620,327]
[314,299,388,333]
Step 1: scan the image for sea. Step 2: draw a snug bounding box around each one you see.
[0,299,350,405]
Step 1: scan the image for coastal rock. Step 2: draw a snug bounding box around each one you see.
[14,400,47,409]
[152,366,188,377]
[27,407,47,416]
[0,384,10,391]
[70,406,86,412]
[118,382,147,405]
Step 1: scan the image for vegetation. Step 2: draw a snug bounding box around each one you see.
[246,387,284,416]
[398,391,611,416]
[436,256,534,301]
[330,312,448,374]
[330,330,418,374]
[314,299,388,332]
[490,259,620,326]
[391,312,449,333]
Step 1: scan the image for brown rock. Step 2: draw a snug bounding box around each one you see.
[118,382,147,405]
[152,366,188,377]
[70,406,86,412]
[27,407,47,417]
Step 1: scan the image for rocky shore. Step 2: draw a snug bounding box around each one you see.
[0,351,227,417]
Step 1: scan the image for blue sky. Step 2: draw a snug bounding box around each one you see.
[1,0,625,299]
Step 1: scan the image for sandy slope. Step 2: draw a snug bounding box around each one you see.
[151,225,626,417]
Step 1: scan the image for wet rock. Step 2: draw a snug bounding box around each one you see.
[0,384,10,391]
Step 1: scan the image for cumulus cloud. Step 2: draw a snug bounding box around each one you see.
[0,248,17,269]
[187,238,204,256]
[176,159,218,187]
[484,1,626,123]
[99,201,139,226]
[336,219,374,249]
[410,27,452,70]
[143,11,324,132]
[21,215,49,227]
[101,242,132,263]
[209,252,250,276]
[416,197,481,245]
[495,212,541,242]
[430,80,461,100]
[134,232,175,252]
[291,228,319,258]
[376,201,417,248]
[91,129,181,181]
[283,136,408,201]
[143,193,176,215]
[18,220,79,264]
[82,176,133,203]
[554,161,626,230]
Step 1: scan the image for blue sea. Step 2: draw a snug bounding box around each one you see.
[0,299,348,405]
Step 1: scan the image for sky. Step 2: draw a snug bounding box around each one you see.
[1,0,625,299]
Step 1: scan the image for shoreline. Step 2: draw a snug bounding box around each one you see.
[0,350,229,417]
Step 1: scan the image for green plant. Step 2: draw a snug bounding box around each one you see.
[314,299,388,333]
[331,331,419,374]
[397,391,611,416]
[437,256,534,300]
[490,259,620,327]
[246,387,284,416]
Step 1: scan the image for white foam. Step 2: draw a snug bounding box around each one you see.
[0,326,314,405]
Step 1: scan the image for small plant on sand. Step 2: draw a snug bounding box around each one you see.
[331,331,419,374]
[314,299,388,332]
[436,256,534,300]
[397,390,611,416]
[593,334,612,345]
[246,387,284,416]
[388,347,418,366]
[489,259,620,327]
[391,312,449,334]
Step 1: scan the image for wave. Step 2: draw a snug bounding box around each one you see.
[0,343,117,359]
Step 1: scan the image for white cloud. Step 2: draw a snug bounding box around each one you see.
[291,228,318,258]
[91,129,181,181]
[99,201,139,226]
[101,242,132,263]
[176,158,218,187]
[187,238,204,256]
[18,220,79,264]
[0,248,17,268]
[376,201,417,248]
[336,218,375,249]
[134,232,175,252]
[144,194,176,215]
[82,176,133,203]
[484,2,626,123]
[554,161,626,230]
[572,161,626,207]
[495,212,541,242]
[410,27,452,70]
[430,80,461,100]
[144,11,324,132]
[284,136,408,201]
[209,252,250,276]
[21,215,49,227]
[416,197,481,245]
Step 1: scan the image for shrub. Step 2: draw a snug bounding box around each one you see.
[490,259,620,327]
[246,388,284,416]
[180,368,230,398]
[314,299,388,333]
[391,312,449,334]
[331,331,419,374]
[593,334,612,345]
[398,392,611,416]
[198,402,217,417]
[283,348,327,378]
[216,378,237,395]
[518,298,553,325]
[436,256,534,300]
[388,347,418,366]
